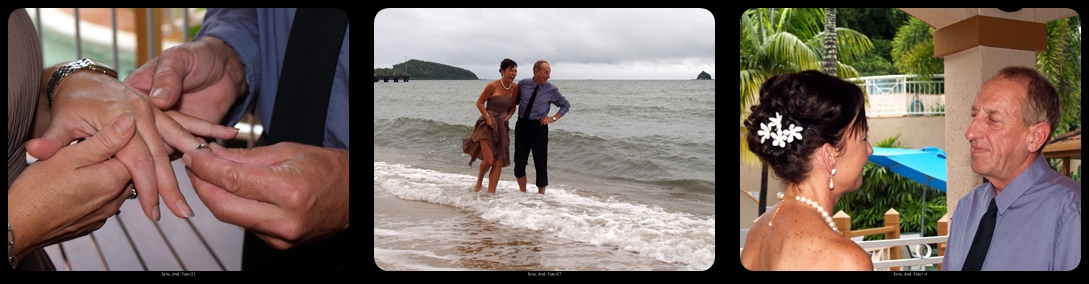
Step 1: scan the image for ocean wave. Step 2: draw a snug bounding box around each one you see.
[373,162,715,270]
[373,117,716,194]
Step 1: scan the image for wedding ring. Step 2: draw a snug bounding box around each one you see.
[127,182,137,200]
[196,143,209,150]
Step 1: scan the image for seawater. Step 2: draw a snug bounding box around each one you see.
[373,79,715,270]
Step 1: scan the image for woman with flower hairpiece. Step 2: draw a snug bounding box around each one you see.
[740,70,874,271]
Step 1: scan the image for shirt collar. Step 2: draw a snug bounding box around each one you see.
[992,154,1050,214]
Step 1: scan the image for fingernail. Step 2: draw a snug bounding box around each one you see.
[182,152,193,166]
[177,200,195,218]
[152,205,161,222]
[232,127,241,133]
[151,87,168,99]
[114,112,134,135]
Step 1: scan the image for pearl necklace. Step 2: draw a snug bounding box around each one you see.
[500,78,512,90]
[761,192,840,233]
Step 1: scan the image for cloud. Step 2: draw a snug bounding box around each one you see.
[374,8,715,79]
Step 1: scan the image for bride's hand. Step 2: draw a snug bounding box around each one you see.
[485,115,494,127]
[8,112,136,261]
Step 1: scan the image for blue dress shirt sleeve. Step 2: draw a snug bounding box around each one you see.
[1054,189,1081,271]
[193,8,261,127]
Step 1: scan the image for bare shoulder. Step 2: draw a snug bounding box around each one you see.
[824,235,873,270]
[779,229,872,270]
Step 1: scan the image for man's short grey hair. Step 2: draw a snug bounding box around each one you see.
[533,60,549,72]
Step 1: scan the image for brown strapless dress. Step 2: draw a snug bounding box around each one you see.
[463,95,513,167]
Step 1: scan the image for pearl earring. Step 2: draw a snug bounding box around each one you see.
[829,168,837,190]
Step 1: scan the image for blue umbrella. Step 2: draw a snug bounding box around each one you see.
[868,146,947,236]
[868,147,947,192]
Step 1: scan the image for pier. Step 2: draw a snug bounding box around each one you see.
[375,74,410,82]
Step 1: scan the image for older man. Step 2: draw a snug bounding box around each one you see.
[942,66,1080,271]
[515,60,570,194]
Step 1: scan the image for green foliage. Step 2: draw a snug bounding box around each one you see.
[740,8,872,166]
[836,8,911,42]
[929,103,945,115]
[188,24,202,42]
[846,39,899,76]
[374,59,479,80]
[834,134,948,240]
[891,17,944,80]
[1073,165,1082,184]
[1037,16,1081,137]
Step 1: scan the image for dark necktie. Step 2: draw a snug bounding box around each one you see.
[245,8,349,271]
[962,197,998,271]
[522,86,539,120]
[264,8,346,147]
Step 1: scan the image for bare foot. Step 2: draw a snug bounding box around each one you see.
[474,184,483,192]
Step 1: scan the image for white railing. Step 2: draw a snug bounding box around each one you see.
[859,74,945,117]
[857,236,946,271]
[739,235,947,271]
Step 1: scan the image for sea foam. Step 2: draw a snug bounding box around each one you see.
[374,162,715,270]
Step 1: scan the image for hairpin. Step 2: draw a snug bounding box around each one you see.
[757,112,803,148]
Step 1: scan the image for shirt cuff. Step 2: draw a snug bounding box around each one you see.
[195,30,260,127]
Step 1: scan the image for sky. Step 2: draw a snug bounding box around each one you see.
[373,9,716,80]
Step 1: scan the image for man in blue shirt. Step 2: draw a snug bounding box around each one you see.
[943,66,1079,271]
[515,60,570,194]
[123,8,350,270]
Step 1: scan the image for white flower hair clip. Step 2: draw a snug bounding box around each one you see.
[757,112,803,148]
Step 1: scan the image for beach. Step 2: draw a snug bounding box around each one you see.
[373,80,716,270]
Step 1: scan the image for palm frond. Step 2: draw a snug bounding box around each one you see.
[891,18,942,80]
[740,69,767,117]
[807,28,874,63]
[764,32,821,72]
[741,125,760,166]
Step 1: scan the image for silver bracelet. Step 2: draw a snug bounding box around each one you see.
[8,220,16,269]
[45,58,119,106]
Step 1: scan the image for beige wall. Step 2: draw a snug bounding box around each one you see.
[867,116,947,149]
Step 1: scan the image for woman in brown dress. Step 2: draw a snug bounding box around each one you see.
[463,59,520,193]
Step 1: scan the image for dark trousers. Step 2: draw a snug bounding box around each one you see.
[514,119,548,188]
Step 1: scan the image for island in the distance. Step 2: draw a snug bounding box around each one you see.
[697,71,712,80]
[374,59,479,80]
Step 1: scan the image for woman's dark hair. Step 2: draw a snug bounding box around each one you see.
[500,58,517,73]
[744,70,868,185]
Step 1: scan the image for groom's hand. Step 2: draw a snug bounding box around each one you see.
[181,142,349,250]
[539,117,555,125]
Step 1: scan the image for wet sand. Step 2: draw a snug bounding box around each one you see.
[373,182,688,271]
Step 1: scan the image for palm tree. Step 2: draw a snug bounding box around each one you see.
[823,8,838,76]
[740,8,873,214]
[891,17,943,80]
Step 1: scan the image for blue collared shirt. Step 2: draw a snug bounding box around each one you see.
[942,154,1081,271]
[516,77,570,121]
[195,8,350,150]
